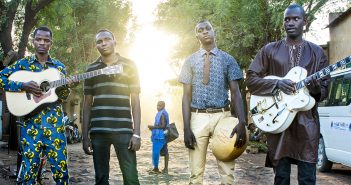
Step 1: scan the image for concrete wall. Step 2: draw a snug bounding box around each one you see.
[329,14,351,64]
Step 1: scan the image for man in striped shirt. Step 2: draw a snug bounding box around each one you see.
[82,29,141,185]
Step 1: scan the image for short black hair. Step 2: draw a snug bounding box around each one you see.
[197,20,210,24]
[33,26,53,38]
[286,3,305,17]
[194,20,212,34]
[158,100,165,106]
[96,29,115,40]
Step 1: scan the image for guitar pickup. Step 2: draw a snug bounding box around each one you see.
[250,106,259,116]
[258,116,264,123]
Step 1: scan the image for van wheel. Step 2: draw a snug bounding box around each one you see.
[317,137,333,172]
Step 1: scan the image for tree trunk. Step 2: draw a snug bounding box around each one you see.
[17,0,55,58]
[17,1,38,58]
[0,0,20,55]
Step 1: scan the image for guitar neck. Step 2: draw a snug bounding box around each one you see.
[295,56,351,90]
[49,69,103,88]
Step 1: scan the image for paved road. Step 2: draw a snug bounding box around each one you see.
[1,137,350,184]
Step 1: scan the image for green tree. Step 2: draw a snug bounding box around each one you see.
[155,0,330,71]
[0,0,133,74]
[37,0,133,74]
[155,0,335,113]
[0,0,55,62]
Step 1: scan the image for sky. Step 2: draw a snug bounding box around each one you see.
[304,1,349,45]
[128,0,178,93]
[127,0,182,128]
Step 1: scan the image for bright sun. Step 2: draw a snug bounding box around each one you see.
[128,27,178,93]
[128,0,178,94]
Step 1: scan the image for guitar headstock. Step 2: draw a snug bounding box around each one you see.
[102,64,123,75]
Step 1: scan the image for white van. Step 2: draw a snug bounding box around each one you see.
[317,67,351,172]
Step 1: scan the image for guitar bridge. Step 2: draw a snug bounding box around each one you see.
[272,105,287,124]
[253,99,277,115]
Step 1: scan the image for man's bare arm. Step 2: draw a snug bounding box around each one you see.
[82,95,93,155]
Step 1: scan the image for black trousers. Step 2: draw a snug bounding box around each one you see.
[273,157,316,185]
[91,133,140,185]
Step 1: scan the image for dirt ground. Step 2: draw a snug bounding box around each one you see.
[1,134,351,185]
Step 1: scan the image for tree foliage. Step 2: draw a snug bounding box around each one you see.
[38,0,133,74]
[0,0,133,76]
[0,0,55,62]
[155,0,330,70]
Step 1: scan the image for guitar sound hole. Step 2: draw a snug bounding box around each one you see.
[40,81,50,92]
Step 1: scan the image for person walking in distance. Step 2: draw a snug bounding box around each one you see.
[148,101,169,174]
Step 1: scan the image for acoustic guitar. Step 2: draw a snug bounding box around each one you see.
[6,64,123,117]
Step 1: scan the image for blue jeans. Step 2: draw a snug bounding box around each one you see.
[91,133,139,185]
[151,138,166,168]
[274,157,316,185]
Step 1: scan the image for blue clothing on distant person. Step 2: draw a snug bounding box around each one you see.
[179,47,243,109]
[152,109,169,140]
[151,109,169,168]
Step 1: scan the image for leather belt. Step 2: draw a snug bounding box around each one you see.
[191,106,230,113]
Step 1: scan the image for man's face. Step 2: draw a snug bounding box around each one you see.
[283,8,306,39]
[95,32,116,56]
[196,22,215,45]
[33,30,52,54]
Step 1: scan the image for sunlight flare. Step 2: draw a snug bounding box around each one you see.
[128,26,178,93]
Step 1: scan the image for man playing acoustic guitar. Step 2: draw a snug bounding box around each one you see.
[246,4,330,185]
[0,26,76,184]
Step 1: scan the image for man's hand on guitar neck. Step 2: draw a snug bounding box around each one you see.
[22,81,42,97]
[66,76,80,88]
[305,77,321,95]
[276,79,296,95]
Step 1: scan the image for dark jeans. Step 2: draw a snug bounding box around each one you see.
[273,157,316,185]
[91,133,140,185]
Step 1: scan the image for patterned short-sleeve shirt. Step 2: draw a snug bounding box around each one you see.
[179,47,243,109]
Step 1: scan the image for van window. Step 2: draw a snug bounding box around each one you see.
[344,74,351,105]
[328,77,343,106]
[319,73,351,107]
[340,78,350,105]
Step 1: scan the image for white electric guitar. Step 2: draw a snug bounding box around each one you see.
[5,64,123,117]
[250,56,351,134]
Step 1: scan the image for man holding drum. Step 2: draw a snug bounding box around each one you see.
[179,20,247,184]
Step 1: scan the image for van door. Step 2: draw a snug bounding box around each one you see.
[319,74,351,167]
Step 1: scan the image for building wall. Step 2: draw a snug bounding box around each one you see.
[329,14,351,64]
[63,91,82,132]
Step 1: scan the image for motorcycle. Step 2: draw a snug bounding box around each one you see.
[64,114,81,144]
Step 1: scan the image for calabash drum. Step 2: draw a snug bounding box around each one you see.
[210,116,248,162]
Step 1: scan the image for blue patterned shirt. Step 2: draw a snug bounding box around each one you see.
[179,48,243,109]
[0,55,70,128]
